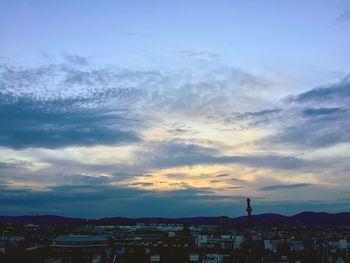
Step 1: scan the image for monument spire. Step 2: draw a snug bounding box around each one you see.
[246,198,253,225]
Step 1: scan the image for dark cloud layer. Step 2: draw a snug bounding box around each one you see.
[232,109,281,121]
[253,76,350,148]
[0,160,27,170]
[271,114,350,148]
[144,141,310,170]
[0,184,243,218]
[302,107,346,117]
[293,76,350,103]
[0,94,140,149]
[1,183,348,217]
[228,75,350,149]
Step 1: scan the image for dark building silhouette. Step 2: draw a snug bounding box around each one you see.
[218,216,232,233]
[51,235,111,263]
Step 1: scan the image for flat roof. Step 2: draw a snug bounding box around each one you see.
[54,235,108,242]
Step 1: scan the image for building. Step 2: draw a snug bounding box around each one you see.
[51,235,111,263]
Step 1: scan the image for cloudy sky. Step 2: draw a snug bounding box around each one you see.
[1,0,350,218]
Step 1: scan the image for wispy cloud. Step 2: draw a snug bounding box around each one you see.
[259,76,350,148]
[1,54,350,216]
[260,183,313,191]
[291,75,350,103]
[336,6,350,23]
[302,107,346,117]
[142,141,311,170]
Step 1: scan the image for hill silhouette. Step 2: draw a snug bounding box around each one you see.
[1,212,350,226]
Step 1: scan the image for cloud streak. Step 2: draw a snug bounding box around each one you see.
[144,141,311,170]
[260,183,313,191]
[251,76,350,148]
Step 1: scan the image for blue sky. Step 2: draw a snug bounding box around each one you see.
[0,0,350,218]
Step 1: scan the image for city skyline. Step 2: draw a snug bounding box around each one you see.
[1,0,350,218]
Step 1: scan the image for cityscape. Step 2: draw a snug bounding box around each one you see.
[1,199,350,262]
[1,0,350,262]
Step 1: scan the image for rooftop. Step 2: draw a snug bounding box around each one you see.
[54,235,108,242]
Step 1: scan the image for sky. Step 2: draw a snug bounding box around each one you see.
[0,0,350,218]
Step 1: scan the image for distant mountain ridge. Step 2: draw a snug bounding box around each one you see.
[1,212,350,226]
[0,215,84,224]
